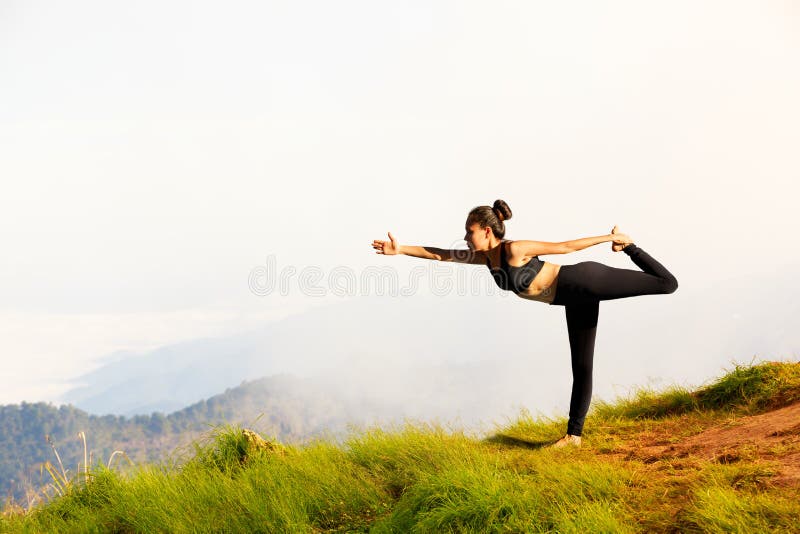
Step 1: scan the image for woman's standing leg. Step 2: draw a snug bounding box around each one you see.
[565,300,599,437]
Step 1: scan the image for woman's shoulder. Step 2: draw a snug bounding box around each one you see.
[506,239,532,256]
[507,240,545,264]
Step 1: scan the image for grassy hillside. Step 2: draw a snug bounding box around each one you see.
[3,361,800,533]
[0,374,392,504]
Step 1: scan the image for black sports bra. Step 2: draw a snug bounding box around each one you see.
[486,241,546,294]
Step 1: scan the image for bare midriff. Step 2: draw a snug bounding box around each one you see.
[515,262,561,304]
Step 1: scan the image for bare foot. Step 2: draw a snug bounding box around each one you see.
[551,434,582,448]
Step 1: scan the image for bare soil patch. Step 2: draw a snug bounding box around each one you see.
[623,402,800,486]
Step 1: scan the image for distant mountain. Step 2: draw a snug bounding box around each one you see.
[59,272,800,420]
[60,293,567,416]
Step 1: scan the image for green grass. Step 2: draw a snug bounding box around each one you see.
[679,487,800,533]
[3,361,799,533]
[592,359,800,421]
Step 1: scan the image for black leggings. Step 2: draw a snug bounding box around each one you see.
[549,244,678,436]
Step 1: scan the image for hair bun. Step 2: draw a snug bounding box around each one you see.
[492,199,512,222]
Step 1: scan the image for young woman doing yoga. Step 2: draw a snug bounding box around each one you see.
[371,199,678,448]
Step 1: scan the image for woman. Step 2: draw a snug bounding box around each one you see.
[371,199,678,448]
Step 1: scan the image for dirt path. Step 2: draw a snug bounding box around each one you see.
[622,402,800,486]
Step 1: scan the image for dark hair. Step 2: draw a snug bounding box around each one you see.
[466,199,512,239]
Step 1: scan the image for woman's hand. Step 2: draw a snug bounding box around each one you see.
[372,232,400,255]
[610,225,634,252]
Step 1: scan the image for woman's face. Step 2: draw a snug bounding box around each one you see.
[464,222,490,251]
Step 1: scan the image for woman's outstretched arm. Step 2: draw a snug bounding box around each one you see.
[514,230,632,256]
[372,232,486,264]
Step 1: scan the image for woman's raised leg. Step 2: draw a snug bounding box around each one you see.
[557,246,678,303]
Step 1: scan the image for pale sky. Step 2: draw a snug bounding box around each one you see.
[1,1,799,406]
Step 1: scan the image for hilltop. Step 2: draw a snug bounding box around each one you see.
[2,361,800,532]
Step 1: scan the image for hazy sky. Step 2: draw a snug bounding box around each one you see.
[1,1,799,405]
